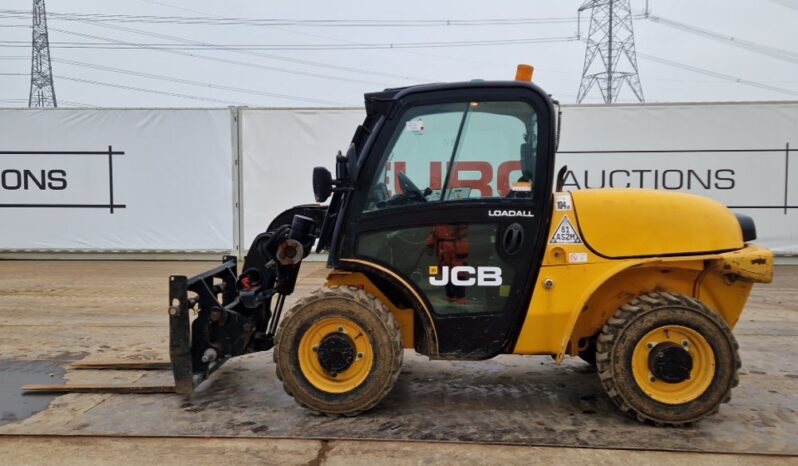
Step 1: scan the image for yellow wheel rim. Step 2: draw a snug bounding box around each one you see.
[631,325,716,405]
[298,317,374,394]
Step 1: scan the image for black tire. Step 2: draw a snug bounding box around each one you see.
[274,286,403,416]
[595,291,740,426]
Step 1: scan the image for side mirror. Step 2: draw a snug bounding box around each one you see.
[313,167,333,202]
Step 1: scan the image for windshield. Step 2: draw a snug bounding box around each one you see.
[363,100,539,212]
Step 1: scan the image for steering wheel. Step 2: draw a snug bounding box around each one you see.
[397,171,426,202]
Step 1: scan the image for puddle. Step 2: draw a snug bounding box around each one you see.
[0,359,67,426]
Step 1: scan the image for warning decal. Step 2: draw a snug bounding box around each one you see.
[549,216,582,244]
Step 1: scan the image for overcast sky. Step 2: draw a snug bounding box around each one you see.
[2,0,798,107]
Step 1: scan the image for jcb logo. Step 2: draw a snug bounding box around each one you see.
[428,266,502,287]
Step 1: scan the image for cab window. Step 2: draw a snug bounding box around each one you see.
[363,101,538,212]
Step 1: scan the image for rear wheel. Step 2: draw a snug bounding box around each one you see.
[274,286,403,415]
[595,292,740,426]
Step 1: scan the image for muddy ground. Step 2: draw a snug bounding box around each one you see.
[0,261,796,465]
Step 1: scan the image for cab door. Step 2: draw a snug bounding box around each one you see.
[335,85,555,358]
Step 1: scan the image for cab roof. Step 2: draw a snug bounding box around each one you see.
[363,80,556,118]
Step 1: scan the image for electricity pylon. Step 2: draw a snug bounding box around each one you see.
[29,0,57,108]
[577,0,644,103]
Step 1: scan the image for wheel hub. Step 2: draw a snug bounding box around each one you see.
[316,333,356,375]
[649,342,693,383]
[298,317,374,393]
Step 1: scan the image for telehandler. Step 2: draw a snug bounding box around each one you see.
[168,65,773,426]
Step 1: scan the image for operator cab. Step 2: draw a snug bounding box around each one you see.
[317,76,557,358]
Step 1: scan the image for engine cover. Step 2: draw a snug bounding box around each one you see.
[570,189,744,258]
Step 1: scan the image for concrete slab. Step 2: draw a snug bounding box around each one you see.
[4,349,795,455]
[0,261,796,457]
[1,436,796,466]
[0,436,323,466]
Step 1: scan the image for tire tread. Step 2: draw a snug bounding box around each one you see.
[594,291,740,426]
[273,285,403,416]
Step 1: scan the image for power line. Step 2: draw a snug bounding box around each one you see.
[4,19,427,103]
[45,28,391,87]
[52,58,348,105]
[0,55,351,104]
[0,71,271,105]
[0,9,581,27]
[0,55,368,104]
[767,0,798,11]
[135,0,529,71]
[1,62,349,106]
[0,97,95,107]
[0,98,36,106]
[0,7,523,75]
[646,15,798,66]
[0,36,578,50]
[638,53,798,98]
[3,14,418,87]
[57,99,95,107]
[56,75,258,105]
[59,19,430,82]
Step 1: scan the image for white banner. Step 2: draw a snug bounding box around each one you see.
[241,108,364,247]
[1,102,794,255]
[0,109,235,251]
[240,102,797,255]
[557,102,798,254]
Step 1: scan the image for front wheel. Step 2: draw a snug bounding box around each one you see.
[274,286,403,416]
[596,292,740,426]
